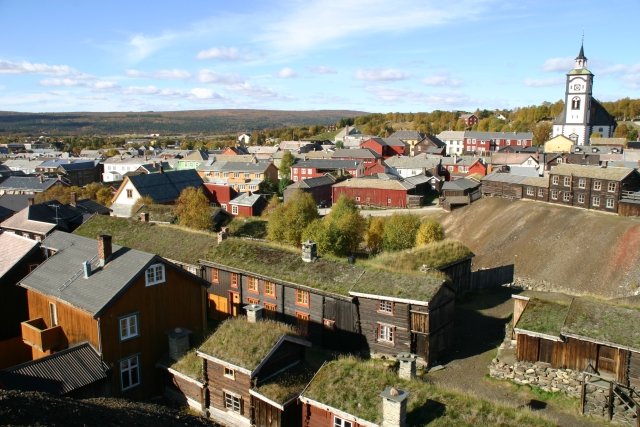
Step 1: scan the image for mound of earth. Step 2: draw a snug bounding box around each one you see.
[0,389,217,426]
[440,197,640,298]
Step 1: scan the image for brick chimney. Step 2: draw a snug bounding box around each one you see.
[139,212,149,223]
[70,191,78,207]
[97,234,112,267]
[217,227,229,244]
[380,386,409,427]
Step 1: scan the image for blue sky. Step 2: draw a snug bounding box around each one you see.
[0,0,638,113]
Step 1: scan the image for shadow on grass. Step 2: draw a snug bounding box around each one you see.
[407,399,446,425]
[229,218,267,239]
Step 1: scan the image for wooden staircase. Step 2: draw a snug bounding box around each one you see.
[581,366,639,427]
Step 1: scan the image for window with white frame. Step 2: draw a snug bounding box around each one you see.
[552,176,559,185]
[232,205,238,215]
[577,193,585,204]
[606,198,615,209]
[145,263,165,286]
[224,391,241,413]
[538,188,544,197]
[608,182,616,192]
[551,190,558,200]
[119,314,139,341]
[378,300,393,314]
[377,324,394,344]
[593,180,602,191]
[563,177,571,187]
[592,196,600,207]
[526,187,534,196]
[224,367,235,380]
[120,355,140,391]
[578,178,586,189]
[334,416,353,427]
[563,192,571,202]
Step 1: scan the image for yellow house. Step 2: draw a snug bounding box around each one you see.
[544,135,574,153]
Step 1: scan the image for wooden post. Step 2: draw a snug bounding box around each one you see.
[580,381,586,415]
[608,382,614,421]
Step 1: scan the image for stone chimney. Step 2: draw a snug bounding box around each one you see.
[380,386,409,427]
[139,212,149,223]
[27,197,35,206]
[301,241,317,262]
[97,234,112,267]
[244,304,264,323]
[217,227,229,244]
[167,327,191,360]
[39,174,44,183]
[70,191,78,207]
[397,353,417,380]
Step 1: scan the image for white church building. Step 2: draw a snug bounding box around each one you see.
[552,44,616,146]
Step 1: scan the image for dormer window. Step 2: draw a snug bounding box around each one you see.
[145,263,165,286]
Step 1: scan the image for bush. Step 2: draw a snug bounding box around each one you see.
[173,187,213,230]
[267,190,318,246]
[415,218,444,246]
[382,214,420,252]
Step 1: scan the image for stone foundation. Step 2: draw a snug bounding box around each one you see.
[489,358,583,398]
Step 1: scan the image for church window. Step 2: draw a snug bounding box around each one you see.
[571,97,580,110]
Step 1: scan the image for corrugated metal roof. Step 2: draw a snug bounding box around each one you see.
[550,164,634,181]
[333,177,414,190]
[0,176,60,192]
[331,148,379,159]
[0,342,108,395]
[481,172,528,184]
[442,178,480,191]
[22,231,156,316]
[230,192,263,207]
[384,154,441,169]
[293,159,362,169]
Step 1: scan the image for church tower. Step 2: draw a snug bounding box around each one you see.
[552,43,616,145]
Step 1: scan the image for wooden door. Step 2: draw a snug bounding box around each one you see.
[411,332,428,360]
[228,291,240,317]
[597,345,617,378]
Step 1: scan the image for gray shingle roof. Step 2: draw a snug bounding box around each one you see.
[384,154,441,169]
[442,178,480,191]
[331,148,379,159]
[230,192,263,207]
[293,159,362,169]
[128,169,203,203]
[290,174,336,189]
[482,172,528,184]
[21,231,156,316]
[0,194,32,212]
[0,342,108,395]
[0,176,61,192]
[0,232,38,279]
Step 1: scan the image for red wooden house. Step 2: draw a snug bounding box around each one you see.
[291,159,364,182]
[203,183,238,212]
[463,132,533,154]
[360,138,407,159]
[228,192,267,217]
[332,176,424,208]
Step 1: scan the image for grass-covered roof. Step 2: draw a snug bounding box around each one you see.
[515,299,570,338]
[204,238,447,300]
[169,349,203,382]
[302,357,552,426]
[253,363,316,405]
[562,298,640,351]
[74,215,217,264]
[365,239,473,271]
[198,317,302,371]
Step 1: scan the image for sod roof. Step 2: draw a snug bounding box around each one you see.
[204,238,447,300]
[562,298,640,351]
[252,362,315,406]
[169,349,203,382]
[74,215,217,265]
[515,299,570,338]
[365,239,473,271]
[198,317,302,371]
[302,357,552,426]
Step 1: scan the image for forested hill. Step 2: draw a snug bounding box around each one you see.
[0,109,367,135]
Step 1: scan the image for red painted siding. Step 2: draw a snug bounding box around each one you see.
[332,187,408,208]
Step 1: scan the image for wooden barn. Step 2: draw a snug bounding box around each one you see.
[196,316,311,427]
[481,172,527,199]
[513,295,640,390]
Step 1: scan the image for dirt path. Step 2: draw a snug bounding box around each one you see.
[427,288,607,427]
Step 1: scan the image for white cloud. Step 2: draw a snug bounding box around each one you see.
[197,70,245,85]
[189,87,223,100]
[542,57,574,72]
[40,78,118,90]
[524,77,564,87]
[123,85,161,95]
[128,32,180,62]
[228,82,281,99]
[259,0,496,53]
[277,67,297,78]
[196,46,251,61]
[126,69,191,79]
[0,59,85,77]
[355,68,409,81]
[308,65,337,74]
[423,72,462,87]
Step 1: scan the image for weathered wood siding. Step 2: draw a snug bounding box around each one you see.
[481,180,523,199]
[618,200,640,217]
[163,369,204,410]
[100,262,206,398]
[357,297,411,356]
[302,402,366,427]
[439,258,472,295]
[629,351,640,389]
[423,286,455,364]
[206,359,252,420]
[252,397,283,427]
[321,297,362,351]
[256,341,304,381]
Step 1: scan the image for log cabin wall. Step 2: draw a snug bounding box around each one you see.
[252,396,284,427]
[357,297,411,357]
[205,358,252,420]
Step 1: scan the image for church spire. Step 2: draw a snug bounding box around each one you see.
[575,39,587,69]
